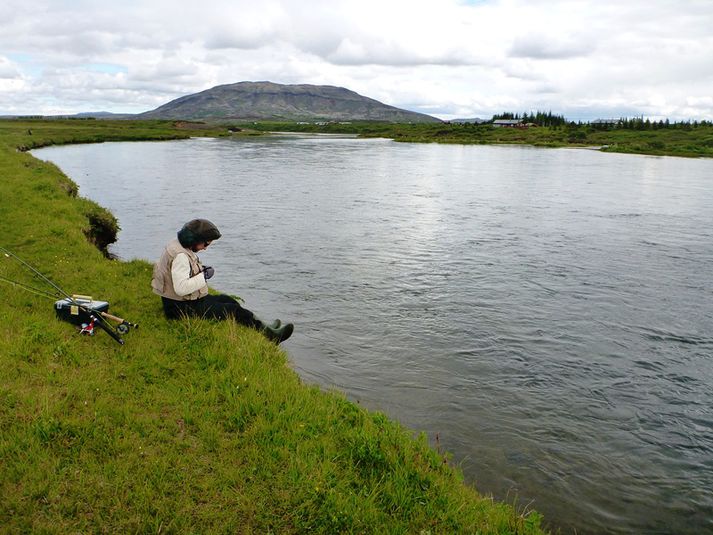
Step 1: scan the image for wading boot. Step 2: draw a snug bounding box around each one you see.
[264,319,281,329]
[259,320,294,344]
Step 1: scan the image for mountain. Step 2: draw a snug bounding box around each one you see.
[137,81,441,123]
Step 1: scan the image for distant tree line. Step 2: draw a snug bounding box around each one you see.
[492,111,567,127]
[492,112,712,130]
[590,117,713,130]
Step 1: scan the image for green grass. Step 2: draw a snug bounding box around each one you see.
[0,119,546,533]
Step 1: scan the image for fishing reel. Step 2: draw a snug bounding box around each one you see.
[105,313,139,335]
[82,315,138,336]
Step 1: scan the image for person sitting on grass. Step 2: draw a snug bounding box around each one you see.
[151,218,293,344]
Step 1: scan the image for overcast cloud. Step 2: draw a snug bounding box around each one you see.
[1,0,712,120]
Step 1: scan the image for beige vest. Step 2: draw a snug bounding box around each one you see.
[151,238,208,301]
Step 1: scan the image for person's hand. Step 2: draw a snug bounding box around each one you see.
[203,266,215,280]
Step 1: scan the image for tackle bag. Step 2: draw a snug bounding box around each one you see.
[54,295,109,326]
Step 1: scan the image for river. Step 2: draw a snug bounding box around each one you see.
[33,135,713,534]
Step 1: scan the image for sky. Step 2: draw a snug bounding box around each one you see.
[1,0,712,121]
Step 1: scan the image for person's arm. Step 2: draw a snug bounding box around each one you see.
[171,253,208,296]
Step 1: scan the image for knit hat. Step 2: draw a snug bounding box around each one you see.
[177,219,222,247]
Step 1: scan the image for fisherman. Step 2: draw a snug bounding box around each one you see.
[151,218,293,343]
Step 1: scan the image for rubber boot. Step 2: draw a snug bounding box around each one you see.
[264,318,281,329]
[259,320,294,344]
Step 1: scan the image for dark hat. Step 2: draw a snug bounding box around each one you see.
[177,219,222,247]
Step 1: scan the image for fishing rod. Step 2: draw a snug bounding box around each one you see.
[0,245,137,344]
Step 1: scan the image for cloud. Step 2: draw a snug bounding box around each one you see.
[326,37,478,67]
[0,56,21,79]
[129,55,202,83]
[509,35,595,60]
[0,0,712,119]
[200,2,289,49]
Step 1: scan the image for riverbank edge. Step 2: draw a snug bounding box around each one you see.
[0,120,547,533]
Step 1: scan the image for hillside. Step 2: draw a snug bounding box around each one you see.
[137,81,441,123]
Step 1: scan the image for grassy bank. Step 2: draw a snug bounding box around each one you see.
[238,120,713,158]
[0,119,545,533]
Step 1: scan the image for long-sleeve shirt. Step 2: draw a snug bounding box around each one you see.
[171,252,208,297]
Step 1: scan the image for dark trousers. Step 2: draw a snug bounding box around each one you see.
[161,295,259,328]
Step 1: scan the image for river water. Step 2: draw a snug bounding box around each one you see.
[34,135,713,534]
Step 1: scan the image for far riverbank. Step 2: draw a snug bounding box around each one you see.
[234,120,713,158]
